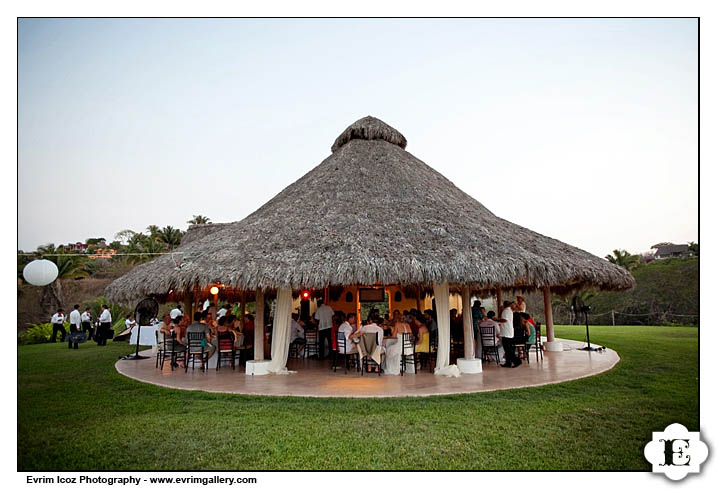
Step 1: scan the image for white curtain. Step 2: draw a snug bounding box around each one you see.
[434,282,460,377]
[254,289,264,361]
[462,287,475,359]
[267,288,294,374]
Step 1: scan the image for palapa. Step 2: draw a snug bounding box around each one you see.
[106,116,634,303]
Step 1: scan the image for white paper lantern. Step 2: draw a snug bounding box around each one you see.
[23,259,59,286]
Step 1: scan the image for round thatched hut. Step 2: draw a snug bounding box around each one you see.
[106,116,634,375]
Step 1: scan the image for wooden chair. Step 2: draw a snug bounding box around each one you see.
[529,322,544,362]
[417,332,437,372]
[158,330,185,371]
[333,332,359,374]
[360,332,383,376]
[400,332,416,376]
[216,332,235,370]
[185,331,209,372]
[304,328,319,358]
[480,326,501,365]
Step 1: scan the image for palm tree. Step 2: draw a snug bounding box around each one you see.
[158,226,183,250]
[187,215,212,224]
[146,225,161,239]
[605,249,641,271]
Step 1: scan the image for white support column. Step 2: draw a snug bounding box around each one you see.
[433,282,460,377]
[457,286,481,374]
[254,289,264,361]
[543,286,563,352]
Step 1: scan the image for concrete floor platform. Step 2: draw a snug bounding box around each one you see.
[115,338,619,398]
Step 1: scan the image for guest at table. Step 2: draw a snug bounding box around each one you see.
[125,314,137,332]
[169,315,187,368]
[338,313,357,354]
[243,314,255,347]
[187,311,215,359]
[356,313,384,372]
[415,320,430,355]
[217,304,230,320]
[290,313,306,355]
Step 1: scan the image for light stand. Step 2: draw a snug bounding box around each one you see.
[577,307,600,352]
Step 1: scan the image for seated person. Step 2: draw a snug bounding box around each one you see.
[390,314,412,338]
[337,313,358,354]
[414,321,430,353]
[290,313,306,354]
[167,316,187,368]
[519,312,536,348]
[187,311,216,359]
[357,314,384,346]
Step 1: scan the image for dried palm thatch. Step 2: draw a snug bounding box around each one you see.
[181,223,235,246]
[106,116,634,303]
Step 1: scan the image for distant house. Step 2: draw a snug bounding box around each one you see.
[65,242,87,252]
[654,244,692,259]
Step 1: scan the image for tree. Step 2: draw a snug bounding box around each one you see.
[115,229,136,245]
[158,225,183,250]
[688,241,699,256]
[605,249,641,271]
[188,215,212,225]
[86,237,106,245]
[146,225,161,239]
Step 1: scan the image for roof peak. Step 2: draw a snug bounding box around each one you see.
[331,116,407,153]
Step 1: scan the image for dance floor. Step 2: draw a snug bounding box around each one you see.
[115,338,619,398]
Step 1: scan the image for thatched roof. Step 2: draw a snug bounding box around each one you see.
[181,223,235,246]
[106,116,634,303]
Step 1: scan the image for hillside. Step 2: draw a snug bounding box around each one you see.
[527,257,698,326]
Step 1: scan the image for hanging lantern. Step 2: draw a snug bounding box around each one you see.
[23,259,59,286]
[210,286,219,295]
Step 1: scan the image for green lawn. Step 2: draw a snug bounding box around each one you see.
[17,325,698,471]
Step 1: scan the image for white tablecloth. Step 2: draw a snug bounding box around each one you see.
[130,325,159,346]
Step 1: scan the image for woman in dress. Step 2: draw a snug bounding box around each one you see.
[383,314,413,375]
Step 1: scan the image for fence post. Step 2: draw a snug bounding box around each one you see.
[611,310,615,326]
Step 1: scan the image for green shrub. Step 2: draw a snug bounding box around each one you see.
[18,323,65,345]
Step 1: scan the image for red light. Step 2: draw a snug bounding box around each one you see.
[302,291,310,299]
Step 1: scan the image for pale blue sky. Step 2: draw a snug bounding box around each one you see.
[18,18,697,257]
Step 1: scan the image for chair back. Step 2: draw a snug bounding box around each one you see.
[480,326,497,347]
[400,332,414,356]
[305,328,318,344]
[187,331,206,353]
[535,322,542,345]
[218,332,234,352]
[337,331,347,353]
[161,330,177,351]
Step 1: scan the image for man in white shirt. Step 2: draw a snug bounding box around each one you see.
[338,313,358,354]
[217,304,229,320]
[499,301,520,367]
[81,307,93,340]
[50,308,66,343]
[68,304,82,349]
[98,305,112,346]
[313,299,334,360]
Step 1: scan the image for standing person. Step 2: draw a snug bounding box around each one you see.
[499,301,520,367]
[217,304,230,320]
[49,308,66,343]
[313,299,334,360]
[81,307,93,340]
[516,295,527,313]
[68,305,81,349]
[98,305,112,346]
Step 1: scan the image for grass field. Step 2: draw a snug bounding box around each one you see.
[17,325,698,471]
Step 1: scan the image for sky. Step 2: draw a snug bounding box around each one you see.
[18,18,698,257]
